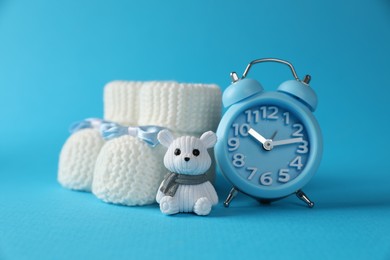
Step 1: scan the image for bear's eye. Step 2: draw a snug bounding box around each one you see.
[192,149,200,156]
[174,148,181,156]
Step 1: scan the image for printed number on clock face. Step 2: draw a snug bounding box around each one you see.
[227,105,309,188]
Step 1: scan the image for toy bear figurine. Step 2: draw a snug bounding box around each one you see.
[156,130,219,216]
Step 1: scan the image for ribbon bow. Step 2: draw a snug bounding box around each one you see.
[69,118,107,134]
[100,122,165,147]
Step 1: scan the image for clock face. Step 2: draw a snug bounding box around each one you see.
[225,104,310,192]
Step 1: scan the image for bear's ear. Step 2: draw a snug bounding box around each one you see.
[200,131,217,149]
[158,129,175,148]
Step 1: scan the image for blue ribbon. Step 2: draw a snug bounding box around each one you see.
[69,118,165,147]
[69,118,108,134]
[100,122,165,147]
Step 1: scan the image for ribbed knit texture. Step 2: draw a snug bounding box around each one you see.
[104,81,222,134]
[92,135,166,206]
[138,81,222,135]
[104,81,144,125]
[58,129,105,191]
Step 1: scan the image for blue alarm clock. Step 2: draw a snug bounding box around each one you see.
[214,58,323,207]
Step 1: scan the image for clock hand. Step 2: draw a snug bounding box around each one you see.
[248,128,267,144]
[248,128,273,151]
[272,137,303,147]
[270,131,278,140]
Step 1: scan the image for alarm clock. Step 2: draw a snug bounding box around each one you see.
[214,58,323,208]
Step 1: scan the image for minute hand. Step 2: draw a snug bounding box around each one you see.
[272,137,303,147]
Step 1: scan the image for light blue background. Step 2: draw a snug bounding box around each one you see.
[1,0,390,259]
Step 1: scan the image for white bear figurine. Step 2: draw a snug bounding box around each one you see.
[156,130,219,216]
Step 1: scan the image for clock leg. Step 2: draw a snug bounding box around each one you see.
[296,190,314,208]
[224,187,238,207]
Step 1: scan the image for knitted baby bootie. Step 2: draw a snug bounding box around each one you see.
[58,119,105,191]
[58,81,143,192]
[92,81,222,206]
[93,135,166,205]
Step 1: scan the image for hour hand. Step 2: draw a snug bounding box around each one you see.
[248,128,267,144]
[248,128,274,151]
[272,137,303,147]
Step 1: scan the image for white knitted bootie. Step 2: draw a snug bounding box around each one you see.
[92,135,166,205]
[58,120,105,191]
[58,81,144,192]
[92,81,222,206]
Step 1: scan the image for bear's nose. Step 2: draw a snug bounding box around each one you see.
[184,157,190,162]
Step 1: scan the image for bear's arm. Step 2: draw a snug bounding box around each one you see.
[155,181,165,203]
